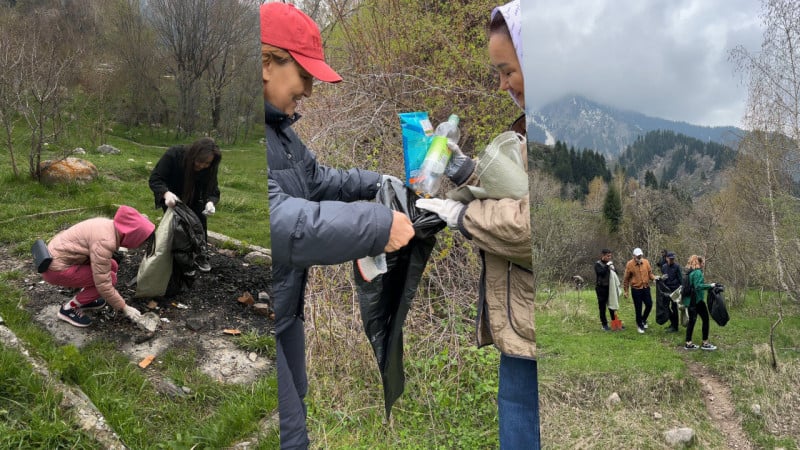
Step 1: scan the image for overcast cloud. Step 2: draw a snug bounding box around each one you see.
[520,0,765,127]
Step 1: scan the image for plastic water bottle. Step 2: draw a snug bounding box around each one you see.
[412,114,460,197]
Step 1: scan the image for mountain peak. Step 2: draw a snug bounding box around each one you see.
[526,96,742,157]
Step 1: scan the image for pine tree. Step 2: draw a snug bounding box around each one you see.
[603,182,623,233]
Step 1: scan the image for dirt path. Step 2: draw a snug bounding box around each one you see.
[686,361,753,450]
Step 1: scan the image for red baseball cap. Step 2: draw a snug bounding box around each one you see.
[260,2,342,83]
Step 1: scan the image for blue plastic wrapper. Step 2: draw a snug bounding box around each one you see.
[398,112,433,188]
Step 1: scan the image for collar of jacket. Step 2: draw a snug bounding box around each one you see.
[264,101,301,128]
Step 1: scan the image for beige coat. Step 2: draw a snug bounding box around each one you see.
[456,134,535,359]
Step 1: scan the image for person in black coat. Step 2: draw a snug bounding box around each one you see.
[594,248,618,331]
[661,251,682,332]
[149,137,221,272]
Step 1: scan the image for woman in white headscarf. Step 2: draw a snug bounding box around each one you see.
[415,1,540,448]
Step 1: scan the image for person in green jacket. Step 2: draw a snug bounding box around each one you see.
[683,255,718,350]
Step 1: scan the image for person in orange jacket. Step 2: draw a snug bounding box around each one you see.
[623,247,656,334]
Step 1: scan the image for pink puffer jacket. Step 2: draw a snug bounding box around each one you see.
[46,206,154,309]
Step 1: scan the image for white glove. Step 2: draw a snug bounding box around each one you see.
[415,198,465,228]
[710,282,717,288]
[164,191,179,208]
[123,305,142,321]
[606,261,613,266]
[381,174,402,187]
[203,201,216,215]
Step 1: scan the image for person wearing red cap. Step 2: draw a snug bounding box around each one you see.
[41,205,154,328]
[260,3,414,448]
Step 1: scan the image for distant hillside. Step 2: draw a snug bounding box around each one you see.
[618,129,737,196]
[526,95,743,157]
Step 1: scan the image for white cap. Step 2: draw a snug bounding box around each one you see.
[633,247,643,256]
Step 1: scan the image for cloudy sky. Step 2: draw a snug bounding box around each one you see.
[520,0,765,127]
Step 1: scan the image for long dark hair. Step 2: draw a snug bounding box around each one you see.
[182,137,221,207]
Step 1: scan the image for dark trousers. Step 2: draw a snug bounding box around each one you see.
[631,287,653,328]
[668,295,679,329]
[686,300,710,343]
[277,317,310,449]
[595,285,615,326]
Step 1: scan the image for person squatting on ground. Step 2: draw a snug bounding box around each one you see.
[41,205,155,328]
[660,251,682,332]
[260,3,415,448]
[623,247,656,334]
[414,1,540,448]
[148,136,221,272]
[682,255,718,350]
[594,248,619,331]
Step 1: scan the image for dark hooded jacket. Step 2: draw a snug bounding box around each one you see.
[265,101,394,334]
[149,145,220,213]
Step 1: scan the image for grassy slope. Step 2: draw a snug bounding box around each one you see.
[0,129,277,448]
[537,289,797,449]
[303,285,799,449]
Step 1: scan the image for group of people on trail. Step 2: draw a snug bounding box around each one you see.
[39,137,222,328]
[594,247,719,351]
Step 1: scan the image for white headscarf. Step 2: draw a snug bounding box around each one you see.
[491,0,523,108]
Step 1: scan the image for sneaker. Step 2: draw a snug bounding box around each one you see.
[643,321,649,329]
[602,325,611,331]
[665,326,679,333]
[58,306,91,328]
[684,343,699,350]
[196,261,211,273]
[81,298,107,311]
[637,326,645,334]
[701,343,717,351]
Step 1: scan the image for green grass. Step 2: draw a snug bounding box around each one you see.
[534,288,800,449]
[0,124,277,448]
[0,128,269,251]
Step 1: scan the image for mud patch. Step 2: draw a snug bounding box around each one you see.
[11,245,274,384]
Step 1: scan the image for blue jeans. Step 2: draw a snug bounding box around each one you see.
[498,355,540,449]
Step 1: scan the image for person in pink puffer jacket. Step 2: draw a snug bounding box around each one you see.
[41,205,155,328]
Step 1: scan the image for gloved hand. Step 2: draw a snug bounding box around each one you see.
[415,198,465,228]
[444,141,472,182]
[381,174,402,187]
[203,201,216,216]
[164,191,179,208]
[123,305,142,321]
[710,282,717,288]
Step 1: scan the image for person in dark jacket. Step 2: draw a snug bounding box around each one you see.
[660,251,681,332]
[595,249,618,331]
[260,3,415,448]
[682,255,718,350]
[656,249,668,274]
[149,137,221,272]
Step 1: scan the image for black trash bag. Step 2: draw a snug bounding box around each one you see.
[655,279,672,325]
[354,178,445,419]
[708,285,729,327]
[165,202,205,297]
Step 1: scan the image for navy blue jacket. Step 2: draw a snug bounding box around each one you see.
[661,262,683,291]
[265,102,393,333]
